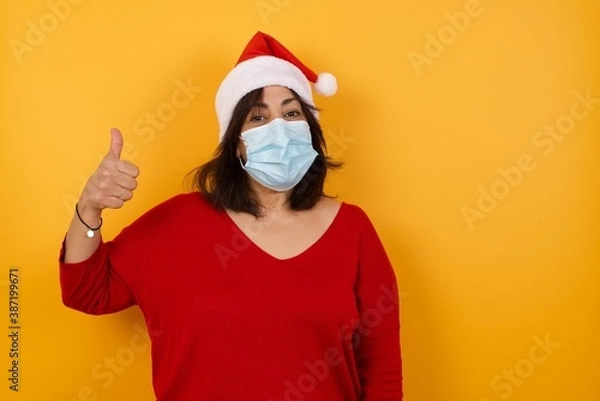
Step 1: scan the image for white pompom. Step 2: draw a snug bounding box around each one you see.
[314,72,337,96]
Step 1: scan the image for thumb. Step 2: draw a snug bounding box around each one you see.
[109,127,123,159]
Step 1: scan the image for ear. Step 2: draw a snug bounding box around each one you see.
[236,137,246,159]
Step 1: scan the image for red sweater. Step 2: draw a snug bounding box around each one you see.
[59,192,403,400]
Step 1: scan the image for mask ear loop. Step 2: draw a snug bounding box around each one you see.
[238,135,247,168]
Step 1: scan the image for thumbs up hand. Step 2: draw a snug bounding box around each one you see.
[79,128,140,212]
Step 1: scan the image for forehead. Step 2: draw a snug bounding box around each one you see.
[258,85,297,103]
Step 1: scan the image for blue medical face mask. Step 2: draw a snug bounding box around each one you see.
[239,118,318,192]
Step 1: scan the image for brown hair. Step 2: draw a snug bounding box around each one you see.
[189,87,343,217]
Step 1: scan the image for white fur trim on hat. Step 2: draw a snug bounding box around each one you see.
[215,56,318,142]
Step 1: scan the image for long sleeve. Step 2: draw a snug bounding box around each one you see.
[58,223,137,315]
[353,209,403,400]
[58,193,196,316]
[57,193,405,400]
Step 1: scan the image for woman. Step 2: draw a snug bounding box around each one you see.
[59,31,403,401]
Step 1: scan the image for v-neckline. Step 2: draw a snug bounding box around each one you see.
[221,202,346,262]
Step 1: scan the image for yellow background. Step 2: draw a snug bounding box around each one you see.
[1,0,599,400]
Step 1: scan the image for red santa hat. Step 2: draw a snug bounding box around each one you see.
[215,31,337,142]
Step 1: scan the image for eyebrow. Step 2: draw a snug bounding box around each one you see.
[252,98,299,108]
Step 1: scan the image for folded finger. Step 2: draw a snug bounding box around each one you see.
[117,160,140,178]
[118,188,134,201]
[115,174,138,191]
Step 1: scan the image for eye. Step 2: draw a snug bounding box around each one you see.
[285,110,302,118]
[250,114,265,122]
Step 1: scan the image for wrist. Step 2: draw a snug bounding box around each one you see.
[77,197,101,215]
[76,199,102,228]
